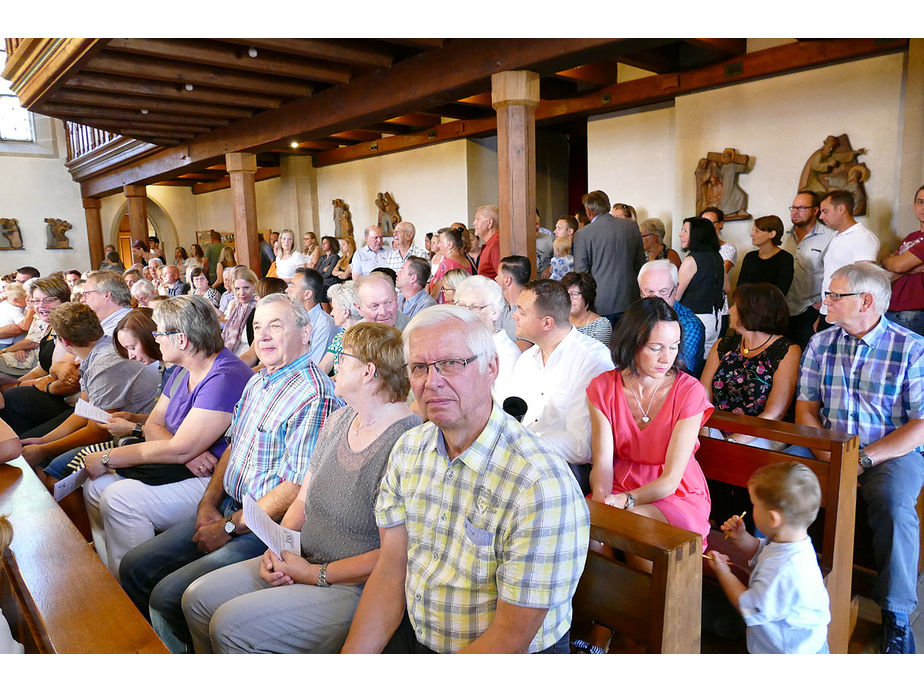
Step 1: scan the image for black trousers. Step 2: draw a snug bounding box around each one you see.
[1,385,73,437]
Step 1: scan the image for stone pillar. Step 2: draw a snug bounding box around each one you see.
[82,197,105,270]
[492,70,540,265]
[123,184,149,246]
[225,152,260,272]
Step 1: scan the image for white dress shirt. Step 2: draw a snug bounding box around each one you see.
[819,222,880,315]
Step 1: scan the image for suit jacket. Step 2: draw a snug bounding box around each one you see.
[573,213,645,316]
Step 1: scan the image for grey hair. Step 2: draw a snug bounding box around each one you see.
[354,272,396,301]
[638,259,678,286]
[328,281,362,320]
[87,270,132,307]
[152,294,224,356]
[402,305,497,374]
[455,275,507,329]
[130,279,156,300]
[148,257,164,268]
[256,293,311,329]
[639,217,666,243]
[831,263,892,315]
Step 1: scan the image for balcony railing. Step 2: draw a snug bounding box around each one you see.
[4,39,24,55]
[64,121,121,163]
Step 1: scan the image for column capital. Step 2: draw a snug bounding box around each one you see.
[82,197,101,210]
[123,184,146,198]
[491,71,540,109]
[225,152,258,175]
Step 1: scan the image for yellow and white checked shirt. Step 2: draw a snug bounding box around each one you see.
[376,405,589,652]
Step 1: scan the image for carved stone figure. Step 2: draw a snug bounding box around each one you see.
[799,134,869,215]
[700,147,754,220]
[694,158,722,214]
[375,191,401,236]
[45,218,73,249]
[332,198,353,238]
[0,218,24,250]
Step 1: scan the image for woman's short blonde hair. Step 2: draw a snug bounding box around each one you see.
[341,322,409,402]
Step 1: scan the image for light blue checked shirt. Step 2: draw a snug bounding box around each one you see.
[223,351,343,503]
[797,317,924,449]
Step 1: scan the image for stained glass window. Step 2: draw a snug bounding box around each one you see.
[0,48,34,142]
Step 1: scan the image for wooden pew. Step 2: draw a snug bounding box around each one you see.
[0,456,167,653]
[571,498,702,653]
[697,411,858,654]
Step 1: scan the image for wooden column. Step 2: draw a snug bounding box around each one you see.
[82,197,105,270]
[492,70,540,267]
[225,152,260,272]
[123,184,149,246]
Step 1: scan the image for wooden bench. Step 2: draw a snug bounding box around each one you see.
[697,411,858,654]
[571,498,702,653]
[0,456,167,653]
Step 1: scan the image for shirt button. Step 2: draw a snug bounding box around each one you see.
[441,513,447,521]
[415,593,421,601]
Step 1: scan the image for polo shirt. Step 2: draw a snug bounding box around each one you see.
[351,246,390,276]
[819,222,879,315]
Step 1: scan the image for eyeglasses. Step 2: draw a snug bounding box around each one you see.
[567,291,583,299]
[81,288,103,296]
[823,291,862,302]
[789,206,815,212]
[334,351,363,367]
[641,287,675,298]
[407,355,480,378]
[456,303,488,312]
[30,297,60,306]
[152,330,182,338]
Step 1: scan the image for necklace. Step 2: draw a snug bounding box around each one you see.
[628,375,663,424]
[741,333,773,355]
[352,403,399,433]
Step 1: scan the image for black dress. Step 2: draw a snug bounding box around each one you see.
[736,249,794,296]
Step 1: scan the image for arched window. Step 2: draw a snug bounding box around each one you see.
[0,48,34,142]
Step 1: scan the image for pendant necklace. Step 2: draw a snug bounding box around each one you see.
[629,376,662,424]
[741,333,773,355]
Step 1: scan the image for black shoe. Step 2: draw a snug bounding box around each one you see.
[881,611,915,654]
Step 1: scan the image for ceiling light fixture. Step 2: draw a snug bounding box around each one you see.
[248,47,258,58]
[290,141,299,149]
[185,83,194,91]
[140,109,149,115]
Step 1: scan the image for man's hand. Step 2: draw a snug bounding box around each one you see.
[49,360,79,386]
[21,444,46,468]
[82,450,109,479]
[195,502,224,532]
[13,350,29,363]
[185,450,218,477]
[102,413,135,438]
[192,520,232,554]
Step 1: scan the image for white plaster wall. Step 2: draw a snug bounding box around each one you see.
[466,136,499,223]
[316,139,470,249]
[589,53,906,286]
[0,118,89,273]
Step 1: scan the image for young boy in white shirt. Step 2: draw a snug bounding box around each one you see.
[709,461,831,653]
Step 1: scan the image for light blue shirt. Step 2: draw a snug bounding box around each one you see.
[307,302,335,366]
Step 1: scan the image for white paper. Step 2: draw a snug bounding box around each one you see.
[75,398,112,424]
[53,467,89,502]
[243,494,300,557]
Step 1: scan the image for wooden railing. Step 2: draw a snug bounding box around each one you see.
[64,121,121,163]
[4,38,25,55]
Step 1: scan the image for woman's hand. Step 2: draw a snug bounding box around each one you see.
[258,549,293,587]
[185,450,218,477]
[273,550,318,586]
[602,492,629,509]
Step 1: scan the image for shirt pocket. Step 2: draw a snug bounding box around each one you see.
[456,516,497,584]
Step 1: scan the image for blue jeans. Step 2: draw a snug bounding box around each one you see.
[118,497,266,653]
[43,445,83,479]
[784,445,924,613]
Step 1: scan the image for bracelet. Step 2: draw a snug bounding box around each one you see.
[317,563,330,587]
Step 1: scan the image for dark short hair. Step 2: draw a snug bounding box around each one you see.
[914,185,924,202]
[822,189,854,211]
[292,267,324,303]
[189,266,206,281]
[556,215,578,232]
[523,279,571,327]
[106,251,121,263]
[700,206,725,223]
[561,271,597,313]
[32,275,72,303]
[438,227,463,252]
[582,190,611,217]
[610,297,684,374]
[754,215,785,246]
[732,283,790,334]
[371,267,397,284]
[49,302,103,347]
[499,255,531,286]
[795,190,821,207]
[113,308,162,362]
[322,236,340,253]
[16,266,40,279]
[683,216,721,252]
[404,256,431,288]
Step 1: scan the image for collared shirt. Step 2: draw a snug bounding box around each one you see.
[78,335,160,413]
[223,351,343,503]
[503,327,614,465]
[398,288,436,318]
[351,245,390,276]
[376,405,589,653]
[477,233,500,280]
[307,302,335,366]
[797,317,924,449]
[99,306,132,337]
[383,244,428,272]
[673,300,706,377]
[165,280,187,297]
[781,222,835,315]
[819,222,879,315]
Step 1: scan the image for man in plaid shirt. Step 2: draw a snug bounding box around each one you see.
[343,305,589,653]
[789,263,924,654]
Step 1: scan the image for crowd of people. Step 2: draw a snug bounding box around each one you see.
[1,182,923,655]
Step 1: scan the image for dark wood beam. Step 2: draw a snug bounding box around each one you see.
[85,52,314,97]
[555,62,622,87]
[381,39,445,50]
[69,117,211,135]
[46,103,229,128]
[328,129,383,142]
[458,92,492,107]
[106,38,353,84]
[420,103,495,119]
[81,38,628,196]
[192,166,281,195]
[383,114,442,129]
[152,180,197,187]
[291,139,341,151]
[54,88,255,120]
[684,38,748,60]
[225,38,394,69]
[68,73,283,109]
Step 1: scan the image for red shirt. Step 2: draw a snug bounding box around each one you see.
[477,232,500,280]
[889,230,924,311]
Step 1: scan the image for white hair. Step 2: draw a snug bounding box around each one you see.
[831,263,892,315]
[638,259,678,286]
[454,275,507,329]
[402,305,497,374]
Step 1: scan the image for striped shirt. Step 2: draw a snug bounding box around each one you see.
[376,405,589,652]
[382,245,428,272]
[223,351,343,503]
[797,317,924,449]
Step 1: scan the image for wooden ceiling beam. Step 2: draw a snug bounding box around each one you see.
[153,180,197,187]
[85,52,314,97]
[555,61,623,87]
[46,103,229,128]
[1,38,105,109]
[106,38,352,84]
[291,139,341,151]
[420,103,494,119]
[72,118,211,135]
[384,114,442,128]
[53,88,255,120]
[224,38,394,69]
[191,166,280,195]
[381,39,445,50]
[684,38,748,60]
[68,73,283,109]
[457,92,493,107]
[328,129,384,141]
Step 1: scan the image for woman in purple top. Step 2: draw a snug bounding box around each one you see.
[81,295,255,577]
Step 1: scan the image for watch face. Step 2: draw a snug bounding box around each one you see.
[224,521,235,535]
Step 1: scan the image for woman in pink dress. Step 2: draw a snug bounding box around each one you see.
[587,297,713,548]
[428,227,472,303]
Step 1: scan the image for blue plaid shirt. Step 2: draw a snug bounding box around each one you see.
[223,352,343,502]
[674,300,706,377]
[797,317,924,449]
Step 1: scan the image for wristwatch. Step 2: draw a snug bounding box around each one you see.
[223,517,239,537]
[317,563,330,587]
[623,492,636,510]
[858,450,874,469]
[100,450,111,469]
[131,424,144,439]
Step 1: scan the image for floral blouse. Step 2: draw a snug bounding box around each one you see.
[710,334,793,416]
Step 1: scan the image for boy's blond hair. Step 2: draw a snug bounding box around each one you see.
[748,461,821,529]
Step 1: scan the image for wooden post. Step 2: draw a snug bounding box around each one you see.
[492,70,540,267]
[225,152,260,273]
[82,197,104,270]
[123,184,149,246]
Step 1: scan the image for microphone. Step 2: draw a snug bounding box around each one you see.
[503,396,528,423]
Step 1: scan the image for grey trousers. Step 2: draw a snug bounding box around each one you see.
[181,556,363,653]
